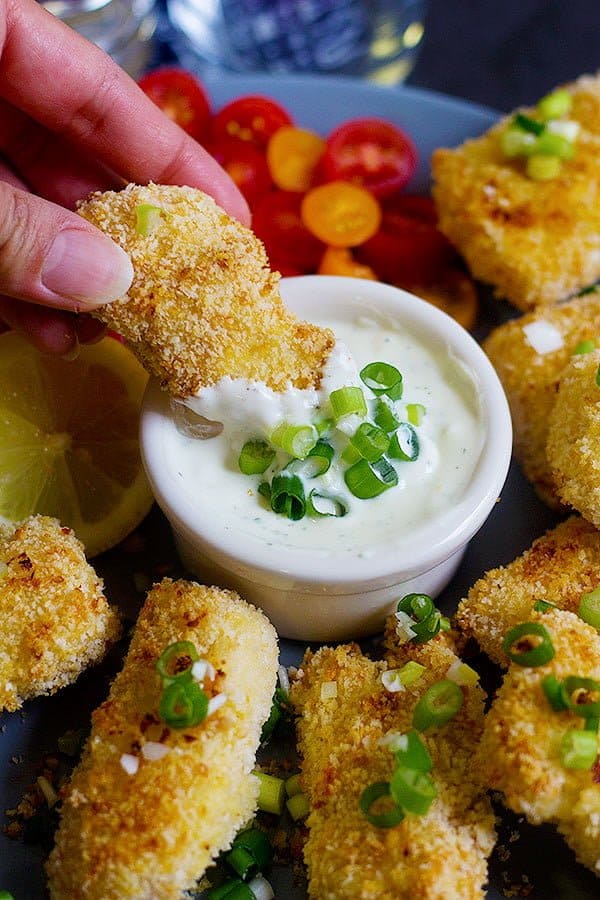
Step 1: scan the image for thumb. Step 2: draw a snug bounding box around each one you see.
[0,181,133,311]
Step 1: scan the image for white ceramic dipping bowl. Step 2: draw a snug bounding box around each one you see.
[141,276,512,641]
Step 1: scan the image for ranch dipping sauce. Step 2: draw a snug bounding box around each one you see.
[169,311,485,559]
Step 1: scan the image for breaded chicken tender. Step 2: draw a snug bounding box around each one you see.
[290,641,495,899]
[0,515,120,713]
[547,349,600,525]
[432,74,600,311]
[457,515,600,665]
[477,608,600,875]
[483,293,600,505]
[46,579,278,900]
[78,183,334,399]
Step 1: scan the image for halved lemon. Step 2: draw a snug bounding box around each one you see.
[0,331,154,557]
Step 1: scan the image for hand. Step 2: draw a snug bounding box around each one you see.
[0,0,250,355]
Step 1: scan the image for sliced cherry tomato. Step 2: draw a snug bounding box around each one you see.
[208,137,272,207]
[301,181,381,248]
[318,247,377,280]
[322,118,418,198]
[411,269,478,331]
[137,67,211,143]
[267,126,325,192]
[252,191,325,272]
[211,95,293,149]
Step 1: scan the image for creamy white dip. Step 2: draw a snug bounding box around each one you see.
[168,314,485,558]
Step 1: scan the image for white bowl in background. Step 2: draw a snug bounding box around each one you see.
[140,276,512,641]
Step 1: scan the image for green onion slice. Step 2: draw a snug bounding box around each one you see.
[359,781,404,828]
[502,622,555,667]
[513,113,545,135]
[574,339,596,354]
[270,472,306,520]
[255,771,286,815]
[533,131,575,159]
[270,422,317,459]
[344,457,398,499]
[407,403,426,426]
[285,773,303,797]
[257,481,271,502]
[315,416,333,436]
[596,364,600,388]
[287,440,334,478]
[159,680,208,729]
[585,717,600,733]
[207,878,253,900]
[156,641,199,685]
[560,676,600,720]
[350,422,390,463]
[542,675,568,712]
[559,728,598,770]
[360,362,403,400]
[373,399,400,433]
[135,203,163,235]
[388,423,420,462]
[329,385,367,421]
[537,88,572,120]
[238,440,276,475]
[230,828,273,872]
[412,679,464,732]
[533,599,558,613]
[500,126,537,158]
[526,154,562,181]
[579,587,600,630]
[390,765,437,816]
[396,593,445,644]
[307,490,347,518]
[392,728,433,773]
[287,792,310,821]
[341,443,362,465]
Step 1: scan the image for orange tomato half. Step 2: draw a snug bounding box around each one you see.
[318,247,377,280]
[301,181,381,248]
[267,126,325,192]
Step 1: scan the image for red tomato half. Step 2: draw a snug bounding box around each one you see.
[208,137,272,207]
[137,67,211,143]
[252,191,325,272]
[322,118,418,198]
[212,95,293,149]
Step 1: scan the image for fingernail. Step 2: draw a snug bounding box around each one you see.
[42,229,133,308]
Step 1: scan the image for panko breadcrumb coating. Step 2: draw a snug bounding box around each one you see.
[483,293,600,505]
[0,515,120,713]
[78,183,334,399]
[457,515,600,665]
[432,74,600,311]
[290,641,495,899]
[547,349,600,526]
[477,608,600,875]
[46,579,278,900]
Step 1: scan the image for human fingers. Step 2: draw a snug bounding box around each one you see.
[0,296,79,356]
[1,0,250,224]
[0,181,133,311]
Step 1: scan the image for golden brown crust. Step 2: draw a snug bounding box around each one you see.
[46,579,278,900]
[483,293,600,505]
[432,73,600,311]
[0,515,120,712]
[78,184,334,399]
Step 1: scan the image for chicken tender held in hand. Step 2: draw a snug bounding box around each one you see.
[47,579,278,900]
[457,516,600,666]
[78,183,334,400]
[483,293,600,505]
[0,515,120,713]
[547,349,600,526]
[478,608,600,875]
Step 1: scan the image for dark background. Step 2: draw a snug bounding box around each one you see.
[410,0,600,111]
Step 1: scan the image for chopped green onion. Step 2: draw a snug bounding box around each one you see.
[341,443,362,465]
[574,339,596,354]
[255,771,285,815]
[228,828,273,874]
[406,403,426,426]
[446,660,480,687]
[560,676,600,720]
[349,422,390,462]
[287,440,334,478]
[225,845,257,881]
[526,154,562,181]
[270,472,306,521]
[537,88,572,120]
[390,765,437,816]
[360,361,403,400]
[373,399,400,433]
[388,423,420,462]
[392,728,432,773]
[306,490,347,518]
[513,113,545,135]
[238,440,276,475]
[500,126,538,158]
[285,773,303,797]
[135,203,163,235]
[260,686,288,745]
[159,680,208,729]
[156,641,199,685]
[329,386,367,421]
[502,622,555,667]
[257,481,271,502]
[0,894,14,900]
[533,599,558,613]
[396,593,446,644]
[542,674,568,712]
[270,422,317,459]
[287,792,310,821]
[532,131,575,159]
[359,781,404,828]
[207,878,253,900]
[412,679,463,732]
[586,717,600,733]
[596,364,600,388]
[344,457,398,499]
[315,416,333,436]
[396,660,427,686]
[559,728,598,770]
[579,587,600,630]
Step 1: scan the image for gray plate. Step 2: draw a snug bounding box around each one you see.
[2,75,597,898]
